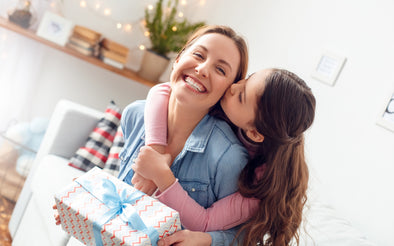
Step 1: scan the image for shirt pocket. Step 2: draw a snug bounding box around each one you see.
[178,181,209,208]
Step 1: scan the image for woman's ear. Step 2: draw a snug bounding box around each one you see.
[245,129,264,143]
[172,58,179,69]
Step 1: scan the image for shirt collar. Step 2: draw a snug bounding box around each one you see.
[182,114,215,153]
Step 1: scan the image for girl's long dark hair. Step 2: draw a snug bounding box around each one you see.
[236,69,316,245]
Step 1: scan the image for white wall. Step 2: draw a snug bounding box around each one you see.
[201,0,394,245]
[3,0,394,244]
[30,46,150,116]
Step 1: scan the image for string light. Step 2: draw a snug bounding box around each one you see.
[80,0,87,8]
[69,0,205,50]
[73,0,141,34]
[124,24,132,32]
[103,8,111,16]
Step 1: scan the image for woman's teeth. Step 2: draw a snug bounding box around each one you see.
[185,77,206,92]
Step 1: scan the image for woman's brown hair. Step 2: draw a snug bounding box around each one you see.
[236,68,316,245]
[176,25,249,84]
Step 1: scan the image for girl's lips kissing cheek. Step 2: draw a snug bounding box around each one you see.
[183,76,207,93]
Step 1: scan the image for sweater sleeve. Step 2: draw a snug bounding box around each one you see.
[155,180,259,232]
[144,82,171,146]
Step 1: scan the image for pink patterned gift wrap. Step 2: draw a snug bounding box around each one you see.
[54,167,181,246]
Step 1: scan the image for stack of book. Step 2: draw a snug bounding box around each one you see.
[66,25,102,57]
[99,38,129,69]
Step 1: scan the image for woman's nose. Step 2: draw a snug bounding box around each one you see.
[195,63,208,78]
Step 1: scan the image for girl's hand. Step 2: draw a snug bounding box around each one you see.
[131,173,157,195]
[132,146,175,192]
[132,146,172,182]
[158,230,212,246]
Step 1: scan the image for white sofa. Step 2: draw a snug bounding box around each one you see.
[9,99,375,246]
[9,99,102,246]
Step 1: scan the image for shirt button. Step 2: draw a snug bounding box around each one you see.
[191,188,196,192]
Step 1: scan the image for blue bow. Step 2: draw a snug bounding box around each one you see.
[76,178,159,246]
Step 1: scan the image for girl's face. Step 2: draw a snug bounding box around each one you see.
[170,33,241,113]
[220,69,268,141]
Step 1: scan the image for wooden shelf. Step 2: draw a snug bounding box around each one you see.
[0,17,156,87]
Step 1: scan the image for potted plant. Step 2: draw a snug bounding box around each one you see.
[138,0,205,82]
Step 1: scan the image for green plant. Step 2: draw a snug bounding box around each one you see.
[144,0,205,58]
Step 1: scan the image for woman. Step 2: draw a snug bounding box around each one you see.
[118,25,250,245]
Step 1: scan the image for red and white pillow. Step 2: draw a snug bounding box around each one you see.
[68,101,122,172]
[103,125,124,176]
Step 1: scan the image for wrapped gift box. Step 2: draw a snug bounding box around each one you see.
[54,167,181,246]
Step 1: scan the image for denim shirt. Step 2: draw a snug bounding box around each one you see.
[118,100,248,245]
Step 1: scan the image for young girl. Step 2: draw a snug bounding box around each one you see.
[133,68,316,245]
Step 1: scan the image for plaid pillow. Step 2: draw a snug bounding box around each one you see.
[103,125,124,177]
[68,101,122,172]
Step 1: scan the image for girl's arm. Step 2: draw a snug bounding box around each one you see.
[144,82,171,149]
[157,180,259,231]
[132,146,259,232]
[132,82,171,194]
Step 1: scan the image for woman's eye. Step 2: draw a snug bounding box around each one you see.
[193,52,204,59]
[217,67,226,76]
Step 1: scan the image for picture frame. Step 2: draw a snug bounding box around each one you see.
[311,50,346,86]
[376,92,394,132]
[36,11,74,46]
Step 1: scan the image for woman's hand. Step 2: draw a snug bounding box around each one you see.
[158,230,212,246]
[53,204,61,225]
[132,146,175,192]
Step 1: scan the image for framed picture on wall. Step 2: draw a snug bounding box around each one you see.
[311,50,347,86]
[376,92,394,132]
[36,11,74,46]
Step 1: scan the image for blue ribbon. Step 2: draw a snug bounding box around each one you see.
[76,177,159,246]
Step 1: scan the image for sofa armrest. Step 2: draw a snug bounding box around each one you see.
[38,99,102,159]
[9,99,103,237]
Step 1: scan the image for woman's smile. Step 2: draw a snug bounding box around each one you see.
[184,75,207,93]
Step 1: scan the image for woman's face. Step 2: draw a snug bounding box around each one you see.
[220,69,267,132]
[170,33,241,112]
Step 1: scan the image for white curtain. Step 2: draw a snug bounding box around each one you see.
[0,0,62,132]
[0,27,45,132]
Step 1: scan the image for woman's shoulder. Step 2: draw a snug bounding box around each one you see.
[122,100,145,118]
[123,100,145,112]
[209,116,242,144]
[121,100,146,129]
[202,115,248,156]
